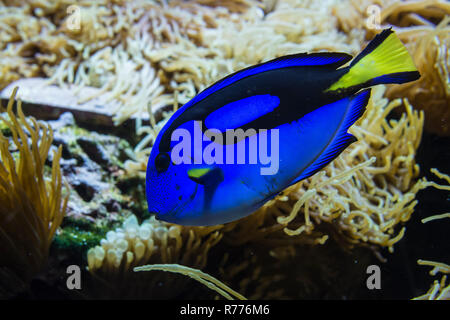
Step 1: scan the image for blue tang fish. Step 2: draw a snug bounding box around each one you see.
[146,29,420,226]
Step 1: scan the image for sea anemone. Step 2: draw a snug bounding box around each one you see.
[414,259,450,300]
[0,87,68,297]
[414,200,450,300]
[86,214,222,298]
[385,16,449,136]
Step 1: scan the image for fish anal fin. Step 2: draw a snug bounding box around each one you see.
[290,134,357,184]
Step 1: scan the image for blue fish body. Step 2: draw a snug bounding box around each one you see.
[146,29,420,226]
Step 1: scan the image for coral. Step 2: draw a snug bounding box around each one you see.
[86,214,223,298]
[0,88,68,297]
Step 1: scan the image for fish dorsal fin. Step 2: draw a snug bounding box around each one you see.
[289,89,371,185]
[184,52,353,110]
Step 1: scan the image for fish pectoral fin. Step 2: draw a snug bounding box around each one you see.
[188,166,224,186]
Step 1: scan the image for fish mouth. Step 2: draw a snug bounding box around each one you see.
[154,211,175,223]
[149,211,163,222]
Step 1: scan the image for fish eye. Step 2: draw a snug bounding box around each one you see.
[155,152,171,173]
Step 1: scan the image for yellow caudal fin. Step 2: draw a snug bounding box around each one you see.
[327,28,420,92]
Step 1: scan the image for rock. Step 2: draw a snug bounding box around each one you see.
[47,112,75,130]
[0,78,145,125]
[102,198,122,213]
[76,137,109,168]
[71,175,102,202]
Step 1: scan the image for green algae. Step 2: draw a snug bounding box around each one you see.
[52,217,118,263]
